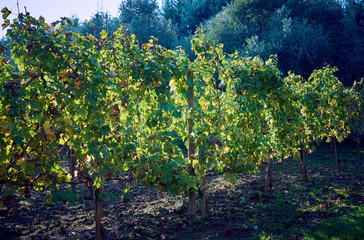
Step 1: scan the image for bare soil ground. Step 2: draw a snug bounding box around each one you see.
[1,142,363,239]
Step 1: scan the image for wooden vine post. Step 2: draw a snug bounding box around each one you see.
[354,123,362,166]
[94,169,108,239]
[69,149,77,194]
[265,154,273,194]
[187,71,197,223]
[197,150,208,219]
[94,186,106,240]
[201,177,207,219]
[300,149,308,183]
[331,136,340,172]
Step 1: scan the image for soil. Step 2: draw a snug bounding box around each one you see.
[0,142,363,240]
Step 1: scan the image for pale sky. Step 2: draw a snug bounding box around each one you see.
[0,0,163,38]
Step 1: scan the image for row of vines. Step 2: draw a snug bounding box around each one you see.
[1,10,363,239]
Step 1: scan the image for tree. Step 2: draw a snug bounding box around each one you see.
[202,0,338,79]
[119,0,178,48]
[202,6,252,53]
[350,79,363,165]
[65,12,121,39]
[85,11,121,39]
[202,0,285,53]
[162,0,233,36]
[119,0,159,24]
[336,0,364,85]
[279,18,333,78]
[285,0,343,32]
[162,0,179,24]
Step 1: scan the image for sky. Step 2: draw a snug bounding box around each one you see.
[0,0,163,38]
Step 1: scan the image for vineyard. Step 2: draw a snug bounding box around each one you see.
[0,10,363,240]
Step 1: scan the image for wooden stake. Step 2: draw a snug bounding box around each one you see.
[187,71,196,223]
[331,136,340,172]
[300,149,307,183]
[354,122,362,166]
[69,148,76,194]
[265,155,273,194]
[201,177,207,219]
[94,187,104,240]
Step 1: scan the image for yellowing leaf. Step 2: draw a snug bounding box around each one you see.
[1,7,11,20]
[1,19,10,30]
[15,158,26,167]
[65,128,73,136]
[44,177,53,187]
[64,119,73,127]
[64,173,72,182]
[43,123,56,141]
[63,119,73,136]
[85,155,95,163]
[0,122,12,134]
[100,30,107,39]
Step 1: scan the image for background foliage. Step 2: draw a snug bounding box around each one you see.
[3,0,363,85]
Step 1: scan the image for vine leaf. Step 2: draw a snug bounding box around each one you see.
[44,123,56,141]
[1,7,11,20]
[100,30,107,39]
[40,125,47,142]
[1,19,10,30]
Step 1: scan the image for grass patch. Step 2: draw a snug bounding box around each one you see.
[310,205,364,240]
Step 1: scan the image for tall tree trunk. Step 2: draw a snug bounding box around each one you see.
[300,149,307,183]
[265,155,273,194]
[187,71,196,223]
[331,136,340,172]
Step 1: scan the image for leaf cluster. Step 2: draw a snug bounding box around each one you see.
[0,11,358,203]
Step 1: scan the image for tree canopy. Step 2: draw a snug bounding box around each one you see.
[1,0,363,85]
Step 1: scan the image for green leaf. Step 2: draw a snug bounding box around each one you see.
[94,177,103,189]
[1,19,10,30]
[14,135,24,145]
[101,166,108,174]
[98,192,107,200]
[65,17,73,26]
[91,59,100,67]
[101,125,110,136]
[87,94,98,105]
[1,7,11,20]
[172,110,182,118]
[167,183,180,195]
[100,30,107,39]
